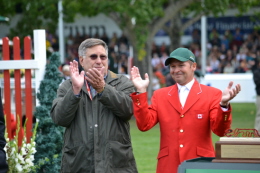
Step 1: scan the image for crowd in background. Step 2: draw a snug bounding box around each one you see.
[151,28,260,73]
[46,31,131,76]
[151,27,260,90]
[45,27,260,91]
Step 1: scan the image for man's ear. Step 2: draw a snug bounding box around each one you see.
[192,62,197,70]
[79,56,83,66]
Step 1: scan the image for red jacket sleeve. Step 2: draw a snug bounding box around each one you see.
[130,92,159,131]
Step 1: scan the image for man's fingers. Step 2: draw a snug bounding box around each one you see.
[227,81,234,89]
[131,66,140,79]
[144,73,149,81]
[86,68,105,88]
[70,60,80,74]
[85,76,93,84]
[236,84,241,92]
[87,69,101,79]
[80,70,85,77]
[229,84,241,99]
[130,68,135,80]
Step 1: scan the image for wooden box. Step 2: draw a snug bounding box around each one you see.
[212,137,260,163]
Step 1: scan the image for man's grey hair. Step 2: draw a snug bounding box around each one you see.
[78,38,108,57]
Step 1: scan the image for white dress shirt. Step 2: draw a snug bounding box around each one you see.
[177,78,195,108]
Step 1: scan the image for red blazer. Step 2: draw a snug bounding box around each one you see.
[131,80,232,173]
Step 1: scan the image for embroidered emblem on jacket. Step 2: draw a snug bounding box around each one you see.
[197,114,203,119]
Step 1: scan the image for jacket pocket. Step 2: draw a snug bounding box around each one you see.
[196,146,215,157]
[62,145,88,172]
[107,141,135,168]
[157,146,169,159]
[156,147,169,172]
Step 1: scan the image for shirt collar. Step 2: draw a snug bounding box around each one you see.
[177,78,195,92]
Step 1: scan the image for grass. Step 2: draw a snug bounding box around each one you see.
[130,103,256,173]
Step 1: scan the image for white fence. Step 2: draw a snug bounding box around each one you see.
[200,73,256,103]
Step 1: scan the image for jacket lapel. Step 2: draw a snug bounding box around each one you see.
[182,80,202,113]
[106,70,119,85]
[167,80,203,114]
[167,84,182,114]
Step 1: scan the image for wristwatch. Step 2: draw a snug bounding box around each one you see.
[220,102,229,108]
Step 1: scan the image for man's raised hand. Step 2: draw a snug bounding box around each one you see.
[130,66,149,93]
[70,60,85,95]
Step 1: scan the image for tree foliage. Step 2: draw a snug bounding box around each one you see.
[1,0,60,38]
[33,52,64,172]
[2,0,259,97]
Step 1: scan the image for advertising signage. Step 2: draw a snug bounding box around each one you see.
[155,15,259,37]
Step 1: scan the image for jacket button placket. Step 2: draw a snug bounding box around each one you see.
[92,101,101,168]
[179,114,185,149]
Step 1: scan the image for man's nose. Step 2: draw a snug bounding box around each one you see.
[95,57,102,63]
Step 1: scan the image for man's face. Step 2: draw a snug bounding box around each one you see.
[79,45,108,75]
[169,59,196,85]
[63,70,70,77]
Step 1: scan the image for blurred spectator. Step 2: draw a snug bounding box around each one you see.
[253,30,260,48]
[192,29,201,45]
[191,43,201,68]
[66,34,75,48]
[209,54,220,73]
[220,49,236,73]
[223,62,235,73]
[234,60,247,73]
[209,28,219,41]
[210,32,221,47]
[152,72,160,92]
[246,48,256,71]
[118,42,129,56]
[118,33,128,46]
[210,45,221,58]
[159,42,168,55]
[236,46,247,62]
[233,27,244,42]
[165,72,176,87]
[231,44,239,56]
[160,52,169,75]
[93,32,100,39]
[224,29,233,43]
[256,50,260,61]
[108,51,118,73]
[109,32,119,52]
[206,61,213,73]
[151,41,159,55]
[245,34,255,52]
[100,32,109,45]
[61,64,70,84]
[221,35,230,50]
[225,49,235,62]
[231,27,244,48]
[151,53,162,70]
[153,68,166,88]
[252,29,260,42]
[118,53,128,74]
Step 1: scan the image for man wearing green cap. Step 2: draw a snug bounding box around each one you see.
[130,47,241,173]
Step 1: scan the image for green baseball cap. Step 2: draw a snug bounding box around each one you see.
[164,47,196,66]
